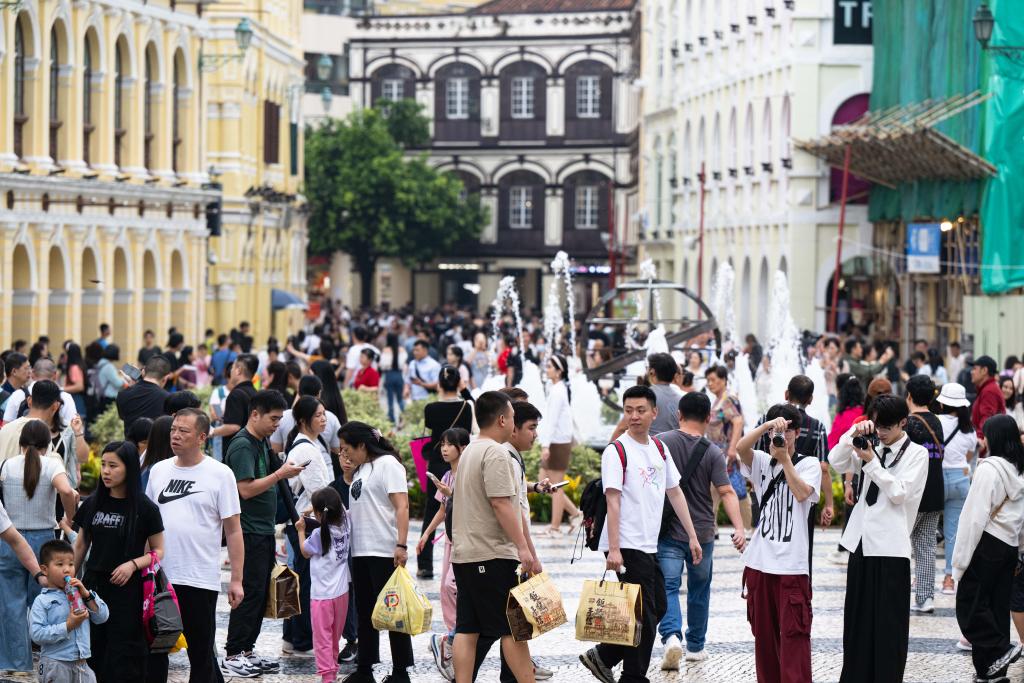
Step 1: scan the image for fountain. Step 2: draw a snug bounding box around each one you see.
[805,352,832,431]
[764,271,803,407]
[709,262,738,353]
[543,251,577,359]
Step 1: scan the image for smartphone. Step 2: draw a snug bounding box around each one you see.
[302,515,321,531]
[426,471,442,485]
[121,364,142,382]
[550,480,570,490]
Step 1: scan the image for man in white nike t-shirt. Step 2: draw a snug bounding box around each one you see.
[146,408,244,683]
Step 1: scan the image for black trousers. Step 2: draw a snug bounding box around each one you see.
[283,525,314,650]
[352,555,414,675]
[226,533,275,656]
[344,580,358,643]
[956,532,1018,675]
[839,544,910,683]
[86,571,148,683]
[175,584,225,683]
[594,549,668,683]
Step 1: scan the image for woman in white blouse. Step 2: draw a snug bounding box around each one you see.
[538,355,581,535]
[281,396,334,655]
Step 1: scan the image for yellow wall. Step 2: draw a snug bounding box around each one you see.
[203,0,309,346]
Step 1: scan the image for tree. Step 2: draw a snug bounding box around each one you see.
[304,102,487,307]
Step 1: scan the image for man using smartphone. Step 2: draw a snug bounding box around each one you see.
[829,394,928,682]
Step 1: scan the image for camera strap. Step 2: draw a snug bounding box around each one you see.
[861,437,912,506]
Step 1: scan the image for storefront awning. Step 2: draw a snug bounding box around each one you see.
[271,288,307,311]
[794,92,996,189]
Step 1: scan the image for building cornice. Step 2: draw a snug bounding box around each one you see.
[0,173,220,204]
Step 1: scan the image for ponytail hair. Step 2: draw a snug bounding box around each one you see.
[286,396,323,453]
[310,487,346,557]
[550,354,571,404]
[337,420,398,462]
[438,364,461,393]
[18,419,51,499]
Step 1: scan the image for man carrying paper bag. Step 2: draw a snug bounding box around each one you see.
[578,386,703,683]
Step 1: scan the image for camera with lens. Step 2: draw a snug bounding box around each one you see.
[771,433,786,448]
[852,433,880,450]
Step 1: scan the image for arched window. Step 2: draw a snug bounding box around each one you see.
[144,48,154,171]
[761,100,773,172]
[667,134,677,229]
[711,113,721,175]
[83,34,94,166]
[49,28,62,163]
[682,121,693,180]
[14,20,27,159]
[434,62,481,142]
[743,104,754,172]
[727,108,738,174]
[115,41,126,168]
[499,61,546,141]
[172,57,182,173]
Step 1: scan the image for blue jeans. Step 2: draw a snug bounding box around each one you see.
[656,537,715,652]
[944,468,971,576]
[0,529,53,671]
[383,370,406,423]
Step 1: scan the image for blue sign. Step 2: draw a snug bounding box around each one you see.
[907,223,941,273]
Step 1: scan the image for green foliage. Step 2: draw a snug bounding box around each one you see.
[304,104,487,306]
[377,99,431,148]
[79,453,101,495]
[91,402,125,449]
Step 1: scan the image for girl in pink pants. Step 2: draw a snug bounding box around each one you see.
[297,487,352,683]
[416,428,469,680]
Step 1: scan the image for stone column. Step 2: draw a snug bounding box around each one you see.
[417,80,434,138]
[481,78,499,137]
[546,77,564,137]
[544,186,563,246]
[480,190,498,244]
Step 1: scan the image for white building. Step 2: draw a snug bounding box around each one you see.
[639,0,873,336]
[336,0,641,312]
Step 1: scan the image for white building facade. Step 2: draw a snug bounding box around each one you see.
[639,0,873,336]
[343,0,640,312]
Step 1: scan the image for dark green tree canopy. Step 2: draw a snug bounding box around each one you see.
[304,101,487,306]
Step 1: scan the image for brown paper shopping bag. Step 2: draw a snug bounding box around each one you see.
[575,573,643,647]
[505,571,567,641]
[264,564,301,619]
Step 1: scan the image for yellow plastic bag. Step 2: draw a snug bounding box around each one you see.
[506,571,567,641]
[371,566,433,635]
[575,574,643,647]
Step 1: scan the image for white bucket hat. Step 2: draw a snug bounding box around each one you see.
[936,382,971,408]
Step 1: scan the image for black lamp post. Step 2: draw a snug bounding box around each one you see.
[973,3,1024,61]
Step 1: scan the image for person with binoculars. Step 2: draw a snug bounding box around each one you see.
[736,403,822,683]
[829,394,929,683]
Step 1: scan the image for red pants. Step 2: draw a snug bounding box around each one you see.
[743,567,812,683]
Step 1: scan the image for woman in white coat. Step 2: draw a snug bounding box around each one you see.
[953,414,1024,683]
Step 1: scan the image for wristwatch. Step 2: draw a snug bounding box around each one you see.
[33,570,45,584]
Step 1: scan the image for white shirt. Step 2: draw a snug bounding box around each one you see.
[937,414,978,470]
[346,343,374,374]
[828,431,928,559]
[145,456,242,591]
[303,519,352,600]
[598,432,681,554]
[286,436,333,513]
[350,455,408,557]
[741,450,821,575]
[538,381,573,447]
[2,386,77,425]
[271,409,342,470]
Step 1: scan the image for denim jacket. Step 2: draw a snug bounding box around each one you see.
[30,587,109,661]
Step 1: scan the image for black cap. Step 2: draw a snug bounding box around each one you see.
[969,355,998,376]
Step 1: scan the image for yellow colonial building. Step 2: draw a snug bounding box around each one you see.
[0,0,307,352]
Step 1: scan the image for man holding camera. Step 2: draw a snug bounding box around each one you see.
[829,394,929,682]
[737,403,822,683]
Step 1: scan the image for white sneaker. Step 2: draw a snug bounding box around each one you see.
[827,550,849,566]
[661,635,683,671]
[957,637,973,651]
[686,648,708,662]
[911,598,935,613]
[220,654,261,678]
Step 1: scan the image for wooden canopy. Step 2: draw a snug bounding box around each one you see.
[794,91,996,188]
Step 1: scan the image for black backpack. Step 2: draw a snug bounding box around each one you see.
[577,437,667,553]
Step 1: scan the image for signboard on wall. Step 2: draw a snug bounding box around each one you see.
[907,223,942,273]
[834,0,873,45]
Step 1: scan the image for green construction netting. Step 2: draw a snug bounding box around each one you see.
[867,0,986,222]
[979,0,1024,293]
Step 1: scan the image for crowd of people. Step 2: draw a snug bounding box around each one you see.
[0,307,1023,683]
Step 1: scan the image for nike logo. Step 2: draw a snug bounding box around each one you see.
[157,478,203,504]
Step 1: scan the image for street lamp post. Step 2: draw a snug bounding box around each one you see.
[199,18,253,72]
[973,3,1024,62]
[321,87,333,115]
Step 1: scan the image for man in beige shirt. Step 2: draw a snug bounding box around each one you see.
[451,391,538,683]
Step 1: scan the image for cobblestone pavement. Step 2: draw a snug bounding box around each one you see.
[146,526,1016,681]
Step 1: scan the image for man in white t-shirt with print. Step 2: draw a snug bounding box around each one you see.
[737,403,822,683]
[145,408,245,683]
[579,385,703,683]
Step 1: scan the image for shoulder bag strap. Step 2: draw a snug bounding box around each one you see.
[679,438,711,490]
[909,413,944,455]
[447,401,468,431]
[943,427,959,448]
[613,440,627,477]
